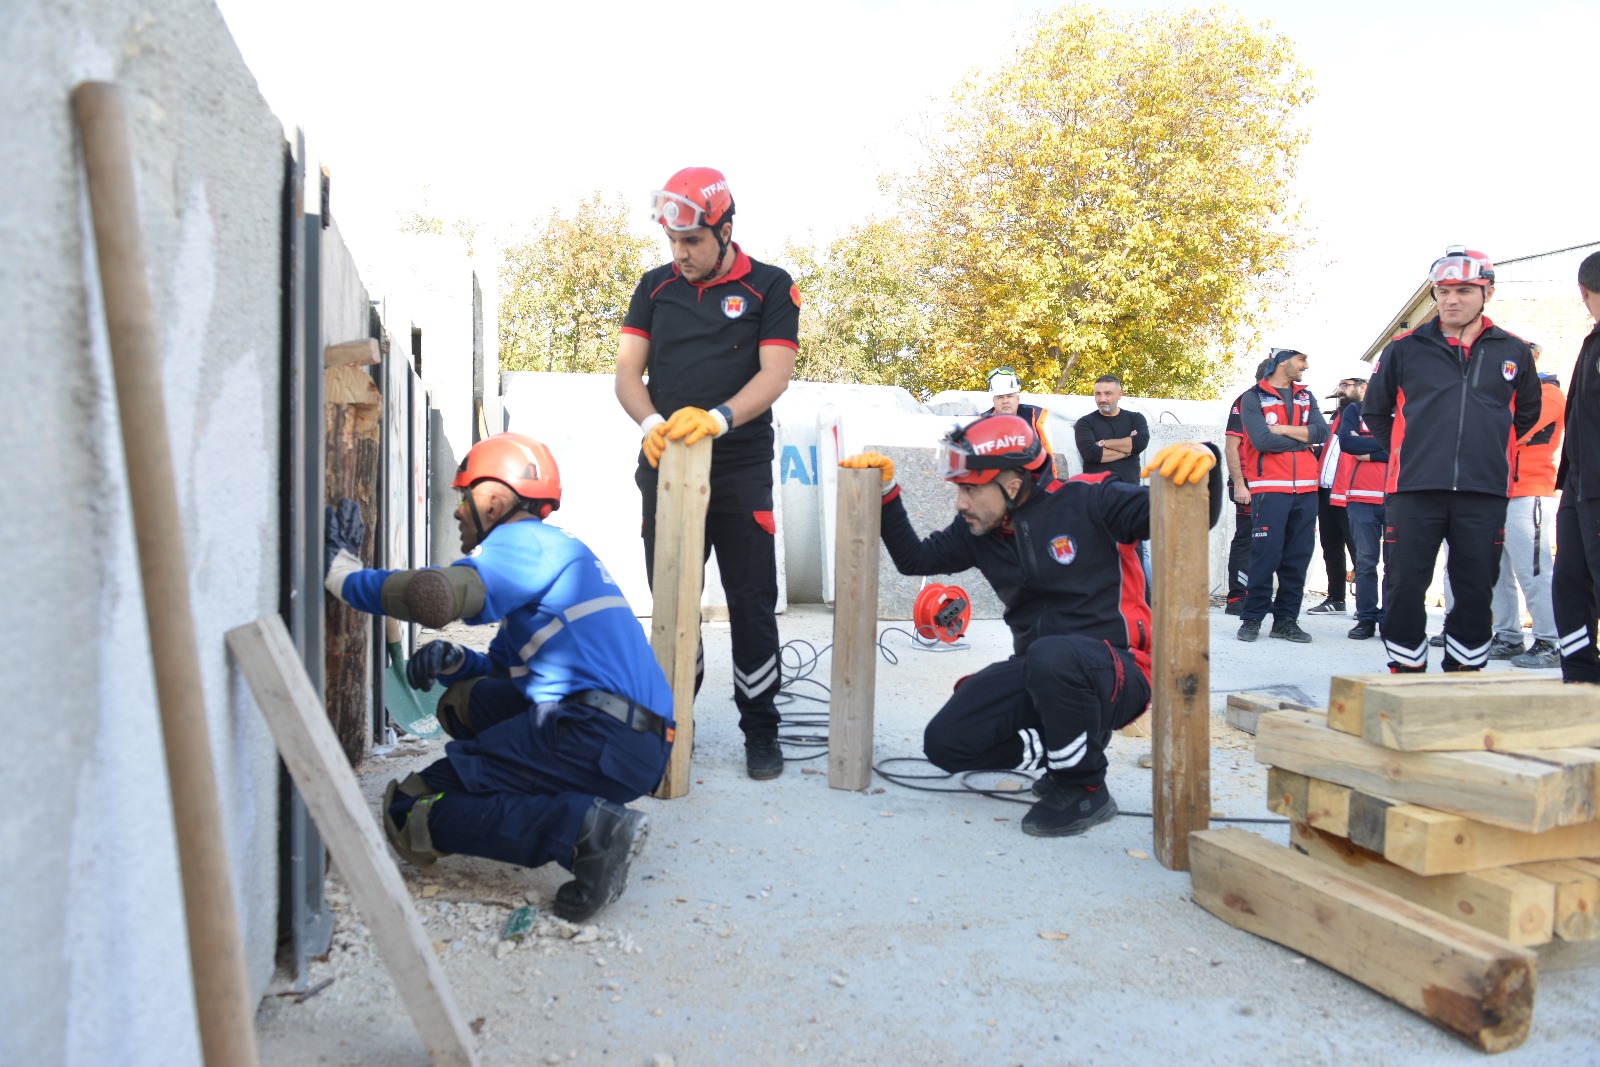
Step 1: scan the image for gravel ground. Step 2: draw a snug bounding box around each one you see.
[255,602,1599,1067]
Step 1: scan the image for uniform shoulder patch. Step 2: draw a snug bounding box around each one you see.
[790,284,803,309]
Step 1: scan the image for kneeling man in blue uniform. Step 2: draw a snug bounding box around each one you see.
[842,414,1220,838]
[324,432,673,921]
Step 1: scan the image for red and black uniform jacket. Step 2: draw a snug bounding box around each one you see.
[1558,324,1600,501]
[1236,379,1327,493]
[877,460,1222,683]
[1361,316,1540,496]
[1330,403,1387,506]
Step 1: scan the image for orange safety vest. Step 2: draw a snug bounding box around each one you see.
[1238,379,1320,493]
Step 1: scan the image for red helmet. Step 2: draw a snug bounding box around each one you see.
[649,167,735,232]
[452,433,561,510]
[1428,245,1495,288]
[943,414,1047,485]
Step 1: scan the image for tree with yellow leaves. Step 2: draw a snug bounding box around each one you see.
[499,194,653,374]
[893,5,1312,398]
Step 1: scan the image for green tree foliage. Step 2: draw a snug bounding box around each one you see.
[784,218,937,390]
[498,194,654,374]
[795,6,1311,400]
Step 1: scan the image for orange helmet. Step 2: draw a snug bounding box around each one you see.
[942,414,1047,485]
[649,166,735,232]
[452,433,561,511]
[1428,245,1495,288]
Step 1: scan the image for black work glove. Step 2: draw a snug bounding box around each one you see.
[407,640,466,691]
[324,498,364,599]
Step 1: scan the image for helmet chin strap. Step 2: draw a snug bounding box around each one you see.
[463,489,534,551]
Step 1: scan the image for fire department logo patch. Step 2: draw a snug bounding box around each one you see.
[1049,535,1077,565]
[1502,360,1517,381]
[722,295,746,319]
[790,284,803,309]
[1265,411,1279,425]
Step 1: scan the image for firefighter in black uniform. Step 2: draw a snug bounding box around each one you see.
[842,415,1221,838]
[1552,250,1600,683]
[1362,246,1540,672]
[614,167,800,779]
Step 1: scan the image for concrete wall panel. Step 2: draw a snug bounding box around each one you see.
[2,3,287,1064]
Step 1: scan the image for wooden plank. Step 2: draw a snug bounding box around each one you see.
[1265,766,1350,837]
[1327,672,1538,737]
[1383,804,1600,876]
[1290,821,1555,946]
[326,363,384,406]
[1226,692,1310,736]
[827,468,881,791]
[226,617,480,1067]
[325,337,381,367]
[649,437,712,799]
[1362,680,1600,751]
[1514,861,1600,941]
[1149,472,1210,871]
[1189,828,1535,1053]
[1256,709,1590,833]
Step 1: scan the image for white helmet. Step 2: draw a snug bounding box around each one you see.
[986,366,1022,397]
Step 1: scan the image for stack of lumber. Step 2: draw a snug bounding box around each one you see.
[1190,673,1600,1053]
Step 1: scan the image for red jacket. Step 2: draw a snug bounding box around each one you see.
[1237,379,1327,493]
[1330,403,1386,507]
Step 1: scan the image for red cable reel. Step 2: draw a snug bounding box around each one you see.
[913,583,971,644]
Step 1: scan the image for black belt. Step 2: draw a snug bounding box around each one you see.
[569,689,673,742]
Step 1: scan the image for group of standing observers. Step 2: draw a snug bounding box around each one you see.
[323,170,1600,923]
[1222,247,1600,683]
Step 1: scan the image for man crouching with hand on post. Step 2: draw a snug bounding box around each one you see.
[841,414,1221,837]
[323,432,673,922]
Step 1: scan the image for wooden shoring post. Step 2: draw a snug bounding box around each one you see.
[828,468,882,790]
[1150,472,1210,870]
[650,437,712,799]
[227,617,479,1066]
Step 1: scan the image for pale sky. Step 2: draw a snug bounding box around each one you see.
[216,0,1599,399]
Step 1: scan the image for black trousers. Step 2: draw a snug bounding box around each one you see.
[639,460,781,736]
[923,635,1149,790]
[1226,481,1251,606]
[1241,491,1318,623]
[1552,495,1600,683]
[1380,491,1506,671]
[1317,486,1355,601]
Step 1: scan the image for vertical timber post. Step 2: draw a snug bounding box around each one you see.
[828,468,881,790]
[651,437,712,799]
[1151,472,1210,870]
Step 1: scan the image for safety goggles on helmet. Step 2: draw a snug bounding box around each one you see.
[986,367,1022,397]
[649,190,712,232]
[1428,245,1495,287]
[942,415,1042,484]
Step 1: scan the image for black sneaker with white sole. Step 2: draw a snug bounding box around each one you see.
[1306,598,1346,615]
[1347,620,1376,640]
[553,799,649,922]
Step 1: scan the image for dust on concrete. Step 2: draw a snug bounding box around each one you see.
[255,604,1596,1067]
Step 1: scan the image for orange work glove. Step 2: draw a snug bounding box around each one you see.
[640,414,669,469]
[840,452,897,496]
[665,405,730,446]
[1141,442,1216,486]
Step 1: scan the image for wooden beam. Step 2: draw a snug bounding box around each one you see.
[1149,472,1209,871]
[226,616,480,1067]
[1189,828,1536,1053]
[326,363,384,407]
[1327,672,1535,737]
[1355,679,1600,751]
[1226,692,1310,736]
[828,468,880,791]
[1289,820,1556,946]
[650,437,712,799]
[1266,766,1351,837]
[1255,709,1594,833]
[325,393,382,766]
[325,337,381,367]
[1515,861,1600,941]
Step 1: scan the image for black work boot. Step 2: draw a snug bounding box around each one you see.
[1236,618,1262,643]
[744,733,784,780]
[553,799,650,923]
[1347,620,1376,640]
[1021,779,1118,837]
